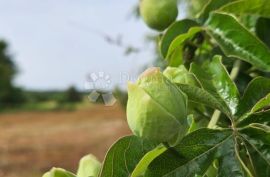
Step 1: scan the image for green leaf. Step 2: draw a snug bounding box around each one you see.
[240,124,270,176]
[131,146,167,177]
[252,94,270,112]
[187,114,198,133]
[198,0,235,22]
[236,77,270,119]
[178,84,230,116]
[240,123,270,141]
[205,12,270,71]
[165,27,202,66]
[256,17,270,48]
[99,135,157,177]
[144,128,233,177]
[204,163,218,177]
[190,56,239,116]
[167,45,184,67]
[217,137,245,177]
[219,0,270,18]
[237,110,270,127]
[160,19,199,58]
[207,56,239,115]
[42,168,76,177]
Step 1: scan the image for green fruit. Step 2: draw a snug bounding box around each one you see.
[42,168,76,177]
[140,0,178,31]
[77,154,101,177]
[127,67,188,143]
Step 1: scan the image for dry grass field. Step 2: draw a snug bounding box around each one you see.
[0,104,131,177]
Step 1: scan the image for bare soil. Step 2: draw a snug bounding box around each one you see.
[0,104,131,177]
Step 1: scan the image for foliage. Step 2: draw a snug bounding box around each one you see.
[0,40,25,108]
[1,90,85,113]
[44,0,270,177]
[61,86,83,103]
[24,91,66,103]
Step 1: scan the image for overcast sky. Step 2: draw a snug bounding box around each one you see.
[0,0,159,91]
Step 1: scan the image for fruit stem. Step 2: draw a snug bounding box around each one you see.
[230,60,242,81]
[207,110,221,128]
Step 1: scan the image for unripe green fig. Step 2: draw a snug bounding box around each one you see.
[42,168,76,177]
[163,65,198,86]
[77,154,101,177]
[127,67,188,143]
[140,0,178,31]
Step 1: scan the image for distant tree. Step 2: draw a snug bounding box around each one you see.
[63,86,82,103]
[0,40,25,108]
[113,87,128,109]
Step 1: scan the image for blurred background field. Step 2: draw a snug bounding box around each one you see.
[0,103,130,177]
